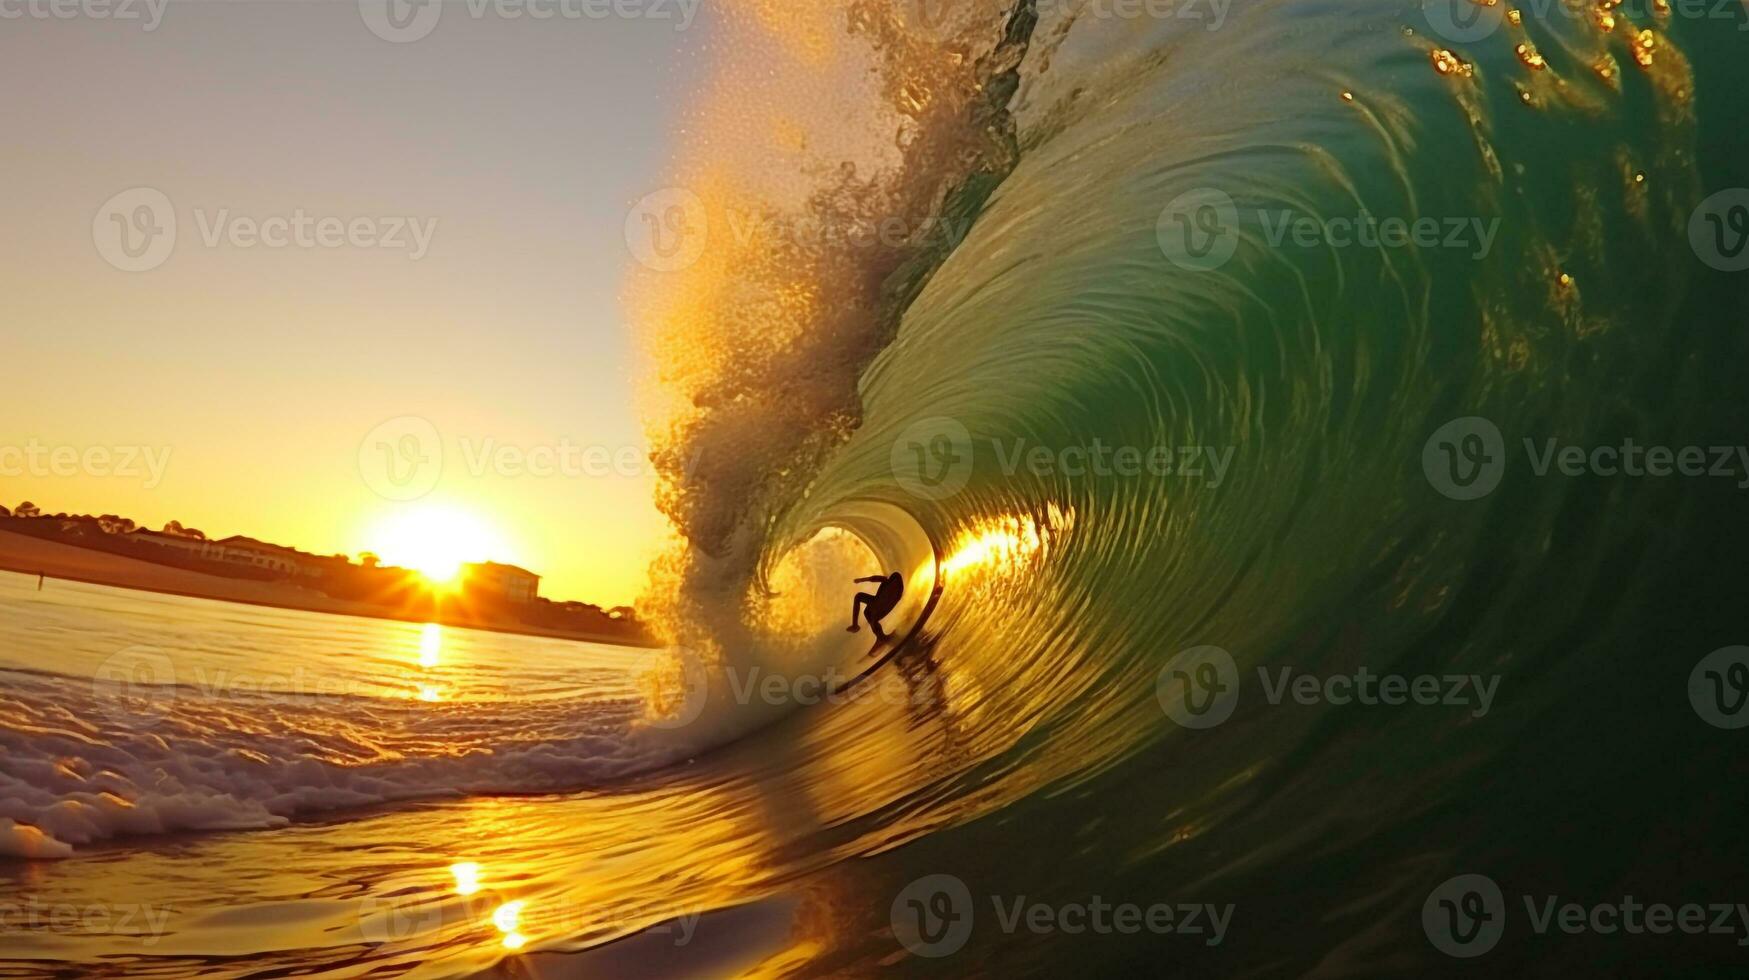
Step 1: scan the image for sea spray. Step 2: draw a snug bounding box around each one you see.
[630,0,1041,684]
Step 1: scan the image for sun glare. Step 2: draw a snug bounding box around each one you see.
[450,862,482,896]
[362,505,514,587]
[941,506,1074,579]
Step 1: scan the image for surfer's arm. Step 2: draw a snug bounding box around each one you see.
[853,576,886,584]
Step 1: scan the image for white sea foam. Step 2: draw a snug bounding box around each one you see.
[0,663,686,859]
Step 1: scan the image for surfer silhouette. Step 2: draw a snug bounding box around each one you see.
[848,572,904,643]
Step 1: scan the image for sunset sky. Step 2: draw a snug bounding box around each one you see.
[0,3,717,605]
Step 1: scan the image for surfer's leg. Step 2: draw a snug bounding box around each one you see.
[864,592,899,636]
[848,593,871,632]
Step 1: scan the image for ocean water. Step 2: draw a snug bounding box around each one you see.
[9,0,1749,976]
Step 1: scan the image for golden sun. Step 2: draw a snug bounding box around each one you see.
[362,504,514,587]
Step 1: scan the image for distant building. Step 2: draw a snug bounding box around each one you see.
[128,528,228,562]
[127,529,323,579]
[461,562,540,604]
[215,536,321,578]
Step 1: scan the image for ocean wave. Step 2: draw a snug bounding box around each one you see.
[7,0,1743,873]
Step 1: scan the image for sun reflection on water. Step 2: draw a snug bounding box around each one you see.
[942,505,1071,580]
[418,623,443,668]
[450,862,482,895]
[492,900,527,949]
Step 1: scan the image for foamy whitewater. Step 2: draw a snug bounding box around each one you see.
[5,1,1748,976]
[0,580,650,859]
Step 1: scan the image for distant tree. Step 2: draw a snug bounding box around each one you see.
[15,502,40,518]
[0,505,9,518]
[360,552,380,568]
[162,521,206,540]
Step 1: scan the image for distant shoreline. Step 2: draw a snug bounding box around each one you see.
[0,529,661,649]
